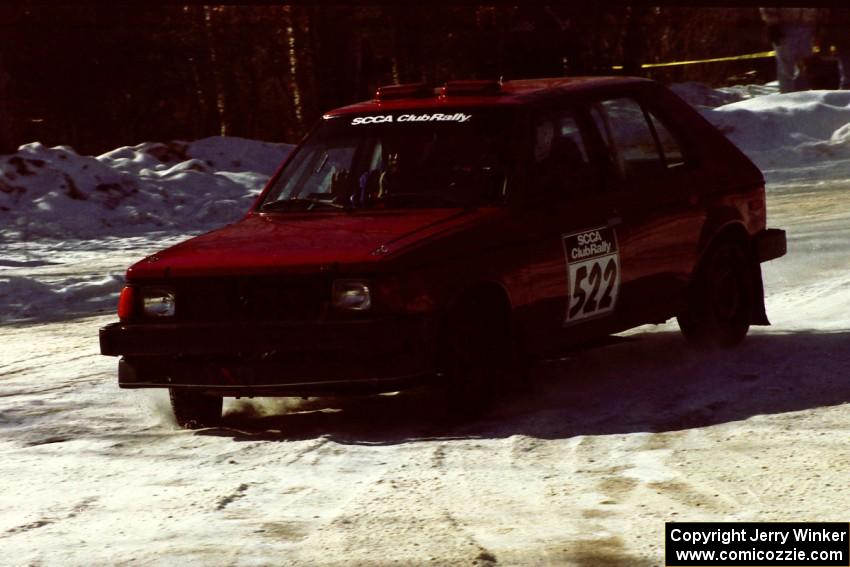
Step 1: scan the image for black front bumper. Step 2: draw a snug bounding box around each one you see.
[100,317,439,396]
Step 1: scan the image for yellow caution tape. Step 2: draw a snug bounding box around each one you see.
[612,50,777,70]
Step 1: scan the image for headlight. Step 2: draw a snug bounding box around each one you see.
[332,279,371,311]
[142,288,176,317]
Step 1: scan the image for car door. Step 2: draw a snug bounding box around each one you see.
[520,107,629,354]
[586,93,705,326]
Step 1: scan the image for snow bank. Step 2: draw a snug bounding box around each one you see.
[0,137,292,240]
[685,90,850,184]
[0,274,123,321]
[712,91,850,152]
[669,82,748,108]
[0,136,290,322]
[0,233,188,323]
[666,84,850,183]
[669,81,778,109]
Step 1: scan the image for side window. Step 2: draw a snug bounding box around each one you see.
[590,97,687,178]
[599,98,663,177]
[647,112,685,168]
[589,105,619,172]
[533,112,595,199]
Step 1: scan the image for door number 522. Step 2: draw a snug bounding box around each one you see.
[566,255,620,324]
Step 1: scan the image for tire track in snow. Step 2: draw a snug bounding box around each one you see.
[0,352,100,374]
[283,442,496,565]
[215,483,250,511]
[285,436,332,466]
[427,443,500,565]
[3,519,53,537]
[2,496,98,539]
[0,372,106,397]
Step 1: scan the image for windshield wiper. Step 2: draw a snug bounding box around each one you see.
[261,197,345,211]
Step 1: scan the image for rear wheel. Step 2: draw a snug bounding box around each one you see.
[169,388,223,429]
[678,240,752,348]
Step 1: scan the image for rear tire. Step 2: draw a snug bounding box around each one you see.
[678,240,752,348]
[169,388,223,429]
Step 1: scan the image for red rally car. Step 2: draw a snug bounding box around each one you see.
[99,77,786,428]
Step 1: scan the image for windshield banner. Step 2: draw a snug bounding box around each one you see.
[351,113,472,125]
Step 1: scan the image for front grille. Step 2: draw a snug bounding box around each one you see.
[174,276,323,322]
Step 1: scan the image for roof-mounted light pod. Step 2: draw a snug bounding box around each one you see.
[374,83,433,102]
[440,80,502,97]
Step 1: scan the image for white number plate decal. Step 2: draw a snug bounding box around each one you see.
[562,226,620,325]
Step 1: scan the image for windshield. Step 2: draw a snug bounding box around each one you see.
[259,109,516,212]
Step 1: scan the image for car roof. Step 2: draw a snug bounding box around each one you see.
[324,76,654,117]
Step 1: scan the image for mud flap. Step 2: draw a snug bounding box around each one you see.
[750,228,785,325]
[749,253,770,326]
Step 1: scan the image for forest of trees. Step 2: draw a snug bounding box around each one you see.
[0,5,775,155]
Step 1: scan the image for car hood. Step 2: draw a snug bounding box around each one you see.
[127,208,502,279]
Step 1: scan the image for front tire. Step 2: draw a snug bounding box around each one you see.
[169,388,223,429]
[441,296,515,417]
[678,240,752,348]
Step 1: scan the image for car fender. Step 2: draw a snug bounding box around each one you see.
[436,279,519,362]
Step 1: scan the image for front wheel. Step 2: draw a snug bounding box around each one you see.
[678,240,752,348]
[169,388,223,429]
[441,297,516,417]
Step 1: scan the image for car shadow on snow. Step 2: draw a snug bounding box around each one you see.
[199,328,850,445]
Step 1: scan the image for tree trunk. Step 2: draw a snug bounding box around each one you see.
[203,6,227,136]
[623,6,648,76]
[0,53,15,153]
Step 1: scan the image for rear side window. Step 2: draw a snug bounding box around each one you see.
[647,113,685,168]
[590,97,685,178]
[533,112,597,199]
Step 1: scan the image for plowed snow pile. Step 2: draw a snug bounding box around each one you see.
[0,136,291,239]
[1,89,849,566]
[0,137,291,321]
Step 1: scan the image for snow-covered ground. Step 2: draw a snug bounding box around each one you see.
[2,90,850,565]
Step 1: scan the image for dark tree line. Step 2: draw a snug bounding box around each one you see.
[0,5,770,155]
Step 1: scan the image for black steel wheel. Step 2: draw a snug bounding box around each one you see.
[678,240,752,348]
[441,296,514,417]
[169,388,223,429]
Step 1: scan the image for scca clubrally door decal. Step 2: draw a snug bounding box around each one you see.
[562,226,621,325]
